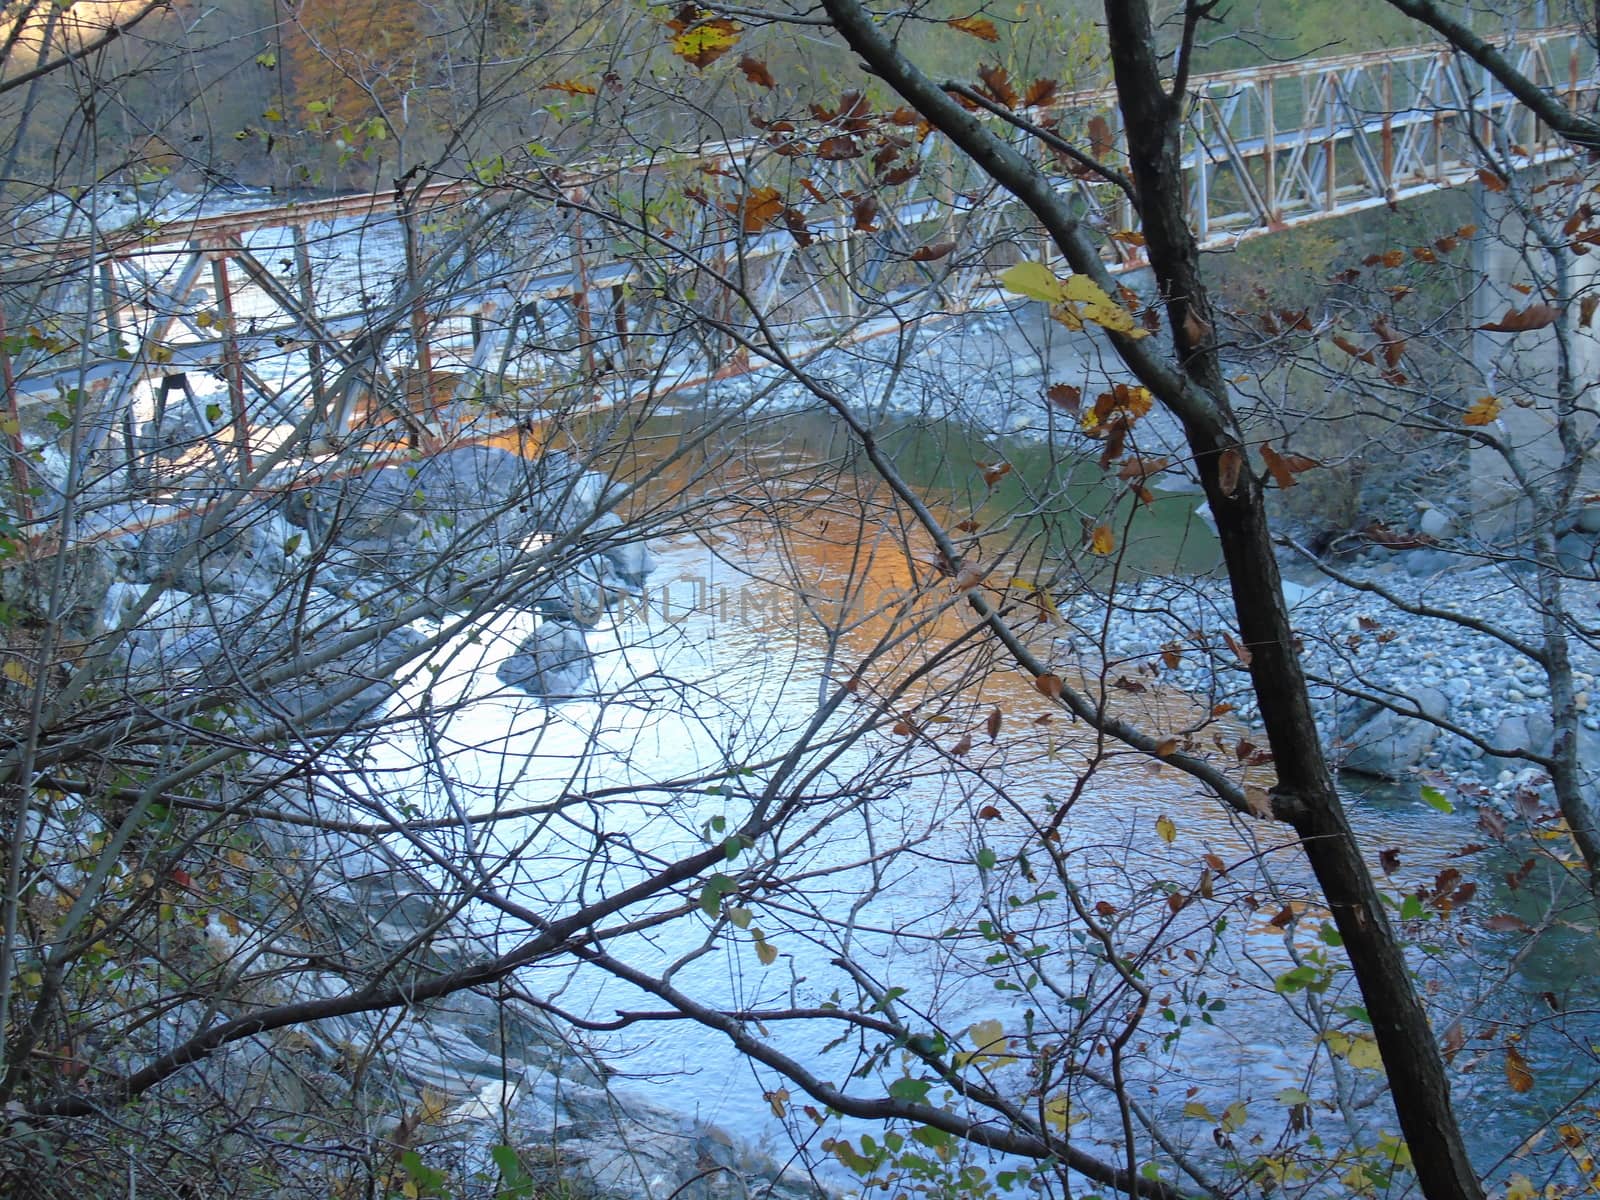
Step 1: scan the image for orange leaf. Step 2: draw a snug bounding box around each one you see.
[947,15,1000,41]
[1462,396,1502,426]
[1089,525,1115,555]
[909,241,957,262]
[1224,631,1252,667]
[977,803,1002,819]
[1479,303,1560,333]
[952,733,975,757]
[722,186,784,233]
[1260,441,1318,488]
[981,460,1012,487]
[986,708,1002,740]
[1476,167,1508,193]
[543,80,598,95]
[738,56,775,87]
[1155,737,1178,757]
[1034,673,1063,699]
[1505,1043,1534,1093]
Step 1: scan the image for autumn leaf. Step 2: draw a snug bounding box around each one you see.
[1087,113,1114,160]
[1217,447,1243,497]
[1462,396,1502,426]
[753,928,778,965]
[669,16,741,69]
[998,262,1150,339]
[1046,383,1081,414]
[1224,631,1252,667]
[1260,442,1319,489]
[977,803,1002,819]
[985,708,1002,740]
[1023,77,1058,107]
[1034,673,1063,699]
[1089,525,1115,555]
[816,135,861,160]
[909,241,956,262]
[1478,303,1560,333]
[1505,1043,1534,1093]
[977,63,1017,108]
[720,186,783,233]
[782,207,813,247]
[947,14,1000,41]
[1476,166,1508,192]
[1582,295,1599,328]
[543,80,598,95]
[851,194,879,231]
[737,56,775,87]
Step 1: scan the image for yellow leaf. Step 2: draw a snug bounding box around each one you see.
[957,1018,1018,1069]
[2,660,34,688]
[1059,273,1150,338]
[753,929,778,965]
[670,18,741,69]
[1220,1100,1248,1132]
[1043,1095,1083,1130]
[1000,261,1071,303]
[1505,1173,1537,1200]
[419,1088,450,1124]
[1090,525,1115,555]
[1182,1101,1217,1121]
[0,415,19,436]
[1156,814,1176,844]
[1345,1034,1383,1070]
[1464,395,1502,426]
[767,1086,789,1118]
[544,79,598,95]
[947,15,1001,41]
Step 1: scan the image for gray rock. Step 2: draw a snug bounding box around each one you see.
[1557,531,1599,577]
[1338,685,1451,779]
[498,621,594,699]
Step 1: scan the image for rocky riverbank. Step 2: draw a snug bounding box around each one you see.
[1060,539,1600,813]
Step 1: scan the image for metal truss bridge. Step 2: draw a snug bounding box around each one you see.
[2,23,1596,503]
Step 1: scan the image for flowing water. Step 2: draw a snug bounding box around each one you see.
[359,406,1597,1191]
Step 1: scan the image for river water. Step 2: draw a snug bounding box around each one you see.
[358,406,1595,1193]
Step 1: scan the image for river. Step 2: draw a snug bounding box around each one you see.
[360,404,1596,1195]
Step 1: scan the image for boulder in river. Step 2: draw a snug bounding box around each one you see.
[497,620,594,699]
[1337,685,1450,779]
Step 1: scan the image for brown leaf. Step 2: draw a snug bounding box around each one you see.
[947,15,1000,41]
[1268,905,1296,929]
[543,80,599,95]
[1442,1020,1466,1062]
[981,460,1012,487]
[1505,1043,1535,1093]
[1224,631,1252,667]
[851,194,879,232]
[977,803,1002,819]
[1478,805,1507,839]
[1023,77,1058,107]
[1087,114,1114,161]
[1203,852,1227,875]
[1485,913,1532,932]
[879,164,919,186]
[986,708,1002,740]
[977,63,1018,108]
[1046,383,1081,414]
[1094,899,1118,917]
[1332,333,1376,364]
[816,135,861,160]
[1244,786,1273,818]
[954,518,981,533]
[909,241,956,262]
[1379,847,1401,875]
[951,732,974,757]
[1479,303,1560,333]
[1155,737,1179,757]
[1034,673,1063,699]
[1217,447,1243,497]
[1582,295,1599,328]
[1476,166,1508,193]
[782,207,813,248]
[738,56,775,87]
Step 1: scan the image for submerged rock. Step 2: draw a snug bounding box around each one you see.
[1336,685,1450,780]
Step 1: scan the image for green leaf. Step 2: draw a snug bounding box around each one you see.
[888,1077,932,1103]
[205,403,223,423]
[255,51,278,69]
[698,872,735,917]
[1275,1087,1311,1106]
[976,846,997,870]
[1420,785,1454,813]
[1400,894,1425,921]
[725,905,752,930]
